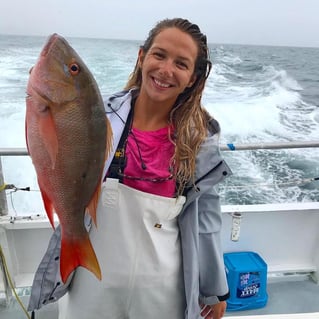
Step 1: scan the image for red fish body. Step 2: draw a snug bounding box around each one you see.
[26,34,112,283]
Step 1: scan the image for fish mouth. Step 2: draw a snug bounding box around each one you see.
[41,33,60,57]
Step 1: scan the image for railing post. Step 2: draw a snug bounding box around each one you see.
[0,158,8,216]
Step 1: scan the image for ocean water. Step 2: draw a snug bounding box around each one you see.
[0,34,318,215]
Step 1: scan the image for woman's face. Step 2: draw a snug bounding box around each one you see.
[138,27,198,108]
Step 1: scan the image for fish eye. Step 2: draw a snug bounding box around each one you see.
[69,63,80,75]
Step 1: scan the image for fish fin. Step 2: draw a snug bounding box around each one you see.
[39,185,55,229]
[86,117,113,226]
[60,233,102,283]
[25,115,30,154]
[39,112,59,169]
[86,183,100,227]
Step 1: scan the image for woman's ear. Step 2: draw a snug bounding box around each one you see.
[187,74,197,88]
[137,48,145,68]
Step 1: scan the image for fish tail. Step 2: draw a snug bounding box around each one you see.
[60,233,102,283]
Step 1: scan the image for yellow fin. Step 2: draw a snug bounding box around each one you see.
[38,184,55,229]
[86,182,101,227]
[60,233,101,283]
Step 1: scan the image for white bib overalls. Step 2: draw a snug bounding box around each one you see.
[59,178,186,319]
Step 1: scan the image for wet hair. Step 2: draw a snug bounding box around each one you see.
[125,18,215,194]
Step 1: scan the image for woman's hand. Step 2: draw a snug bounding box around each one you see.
[200,301,226,319]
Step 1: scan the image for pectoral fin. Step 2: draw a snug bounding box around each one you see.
[38,111,59,169]
[86,182,101,227]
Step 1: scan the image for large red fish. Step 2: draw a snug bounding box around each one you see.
[25,34,112,283]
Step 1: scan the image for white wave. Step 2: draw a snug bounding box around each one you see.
[205,80,308,140]
[213,47,243,66]
[267,68,303,91]
[312,108,319,123]
[0,101,26,147]
[219,55,243,66]
[211,63,242,77]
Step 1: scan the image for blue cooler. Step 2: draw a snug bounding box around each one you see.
[224,251,268,311]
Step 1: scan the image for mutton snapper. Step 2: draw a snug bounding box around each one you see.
[26,33,113,283]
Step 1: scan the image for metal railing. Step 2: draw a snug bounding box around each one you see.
[1,141,319,156]
[1,140,319,215]
[220,141,319,151]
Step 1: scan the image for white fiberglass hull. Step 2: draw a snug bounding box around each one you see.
[1,202,319,318]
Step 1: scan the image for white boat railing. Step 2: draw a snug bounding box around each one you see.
[220,140,319,151]
[1,140,319,156]
[1,141,319,215]
[1,143,319,318]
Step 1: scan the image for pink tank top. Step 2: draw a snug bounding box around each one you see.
[123,125,176,197]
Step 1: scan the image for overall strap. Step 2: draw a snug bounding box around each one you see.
[106,107,133,183]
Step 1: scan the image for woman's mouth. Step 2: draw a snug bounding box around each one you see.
[153,77,172,88]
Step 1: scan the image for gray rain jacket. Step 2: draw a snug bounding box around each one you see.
[28,89,232,319]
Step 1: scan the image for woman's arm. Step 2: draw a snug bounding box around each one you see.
[197,185,229,316]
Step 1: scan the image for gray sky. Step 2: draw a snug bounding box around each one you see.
[1,0,319,47]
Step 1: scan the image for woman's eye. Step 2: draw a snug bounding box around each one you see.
[153,52,165,59]
[176,61,188,69]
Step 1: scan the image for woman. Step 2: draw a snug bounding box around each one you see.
[28,18,231,319]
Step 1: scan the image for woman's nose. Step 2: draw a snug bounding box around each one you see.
[159,60,174,77]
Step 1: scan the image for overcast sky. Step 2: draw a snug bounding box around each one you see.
[1,0,318,47]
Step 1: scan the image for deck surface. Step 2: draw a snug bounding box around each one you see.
[1,279,319,318]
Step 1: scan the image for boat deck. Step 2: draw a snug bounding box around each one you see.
[1,278,319,319]
[225,279,319,317]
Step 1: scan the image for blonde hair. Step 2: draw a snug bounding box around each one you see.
[125,18,213,194]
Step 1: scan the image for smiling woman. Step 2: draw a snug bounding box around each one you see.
[27,18,232,319]
[125,18,213,194]
[135,27,198,118]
